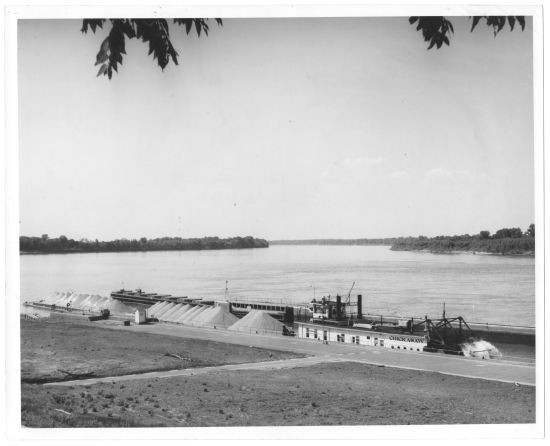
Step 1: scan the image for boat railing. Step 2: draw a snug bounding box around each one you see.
[225,296,296,306]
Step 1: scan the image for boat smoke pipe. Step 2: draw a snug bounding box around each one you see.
[336,295,342,320]
[357,295,362,319]
[284,306,294,324]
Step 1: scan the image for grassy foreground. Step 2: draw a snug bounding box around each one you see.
[21,318,535,427]
[21,318,302,383]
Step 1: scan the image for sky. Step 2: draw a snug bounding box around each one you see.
[18,17,534,241]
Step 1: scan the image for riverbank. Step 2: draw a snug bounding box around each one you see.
[270,232,535,257]
[389,248,535,257]
[20,235,269,255]
[21,318,535,427]
[390,235,535,256]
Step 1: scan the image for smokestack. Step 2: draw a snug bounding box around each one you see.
[357,295,362,319]
[336,295,341,320]
[284,306,294,324]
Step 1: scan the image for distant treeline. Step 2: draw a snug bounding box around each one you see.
[270,239,397,246]
[20,235,269,254]
[270,224,535,256]
[390,225,535,255]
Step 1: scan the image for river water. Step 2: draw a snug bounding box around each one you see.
[20,245,535,327]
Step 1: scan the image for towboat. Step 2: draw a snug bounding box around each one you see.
[301,294,477,355]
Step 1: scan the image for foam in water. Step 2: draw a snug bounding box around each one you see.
[460,339,502,359]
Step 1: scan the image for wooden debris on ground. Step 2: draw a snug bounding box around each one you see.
[165,353,192,361]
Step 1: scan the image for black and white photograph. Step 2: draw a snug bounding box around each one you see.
[3,1,545,441]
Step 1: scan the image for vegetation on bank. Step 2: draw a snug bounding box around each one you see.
[391,225,535,255]
[271,224,535,255]
[20,234,269,254]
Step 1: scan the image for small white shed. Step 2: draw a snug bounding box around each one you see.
[134,309,146,324]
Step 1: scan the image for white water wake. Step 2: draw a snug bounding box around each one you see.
[460,339,502,359]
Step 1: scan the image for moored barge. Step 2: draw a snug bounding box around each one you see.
[108,288,525,357]
[110,289,192,306]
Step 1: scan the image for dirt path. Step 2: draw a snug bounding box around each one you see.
[50,349,535,388]
[48,355,342,386]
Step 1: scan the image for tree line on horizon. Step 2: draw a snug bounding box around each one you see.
[270,224,535,255]
[390,224,535,255]
[19,234,269,254]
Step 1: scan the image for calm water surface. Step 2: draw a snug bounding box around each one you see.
[20,245,535,326]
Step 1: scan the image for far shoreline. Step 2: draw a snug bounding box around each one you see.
[390,248,535,258]
[271,242,534,257]
[19,246,270,256]
[20,245,535,258]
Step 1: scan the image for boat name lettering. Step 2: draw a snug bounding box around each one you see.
[388,335,425,343]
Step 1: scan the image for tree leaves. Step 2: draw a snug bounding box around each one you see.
[409,17,454,49]
[95,37,109,66]
[96,64,108,77]
[173,19,217,37]
[107,21,126,76]
[83,18,223,78]
[81,19,105,34]
[470,16,482,32]
[471,16,526,35]
[93,20,133,79]
[410,15,526,50]
[134,19,179,70]
[86,16,526,76]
